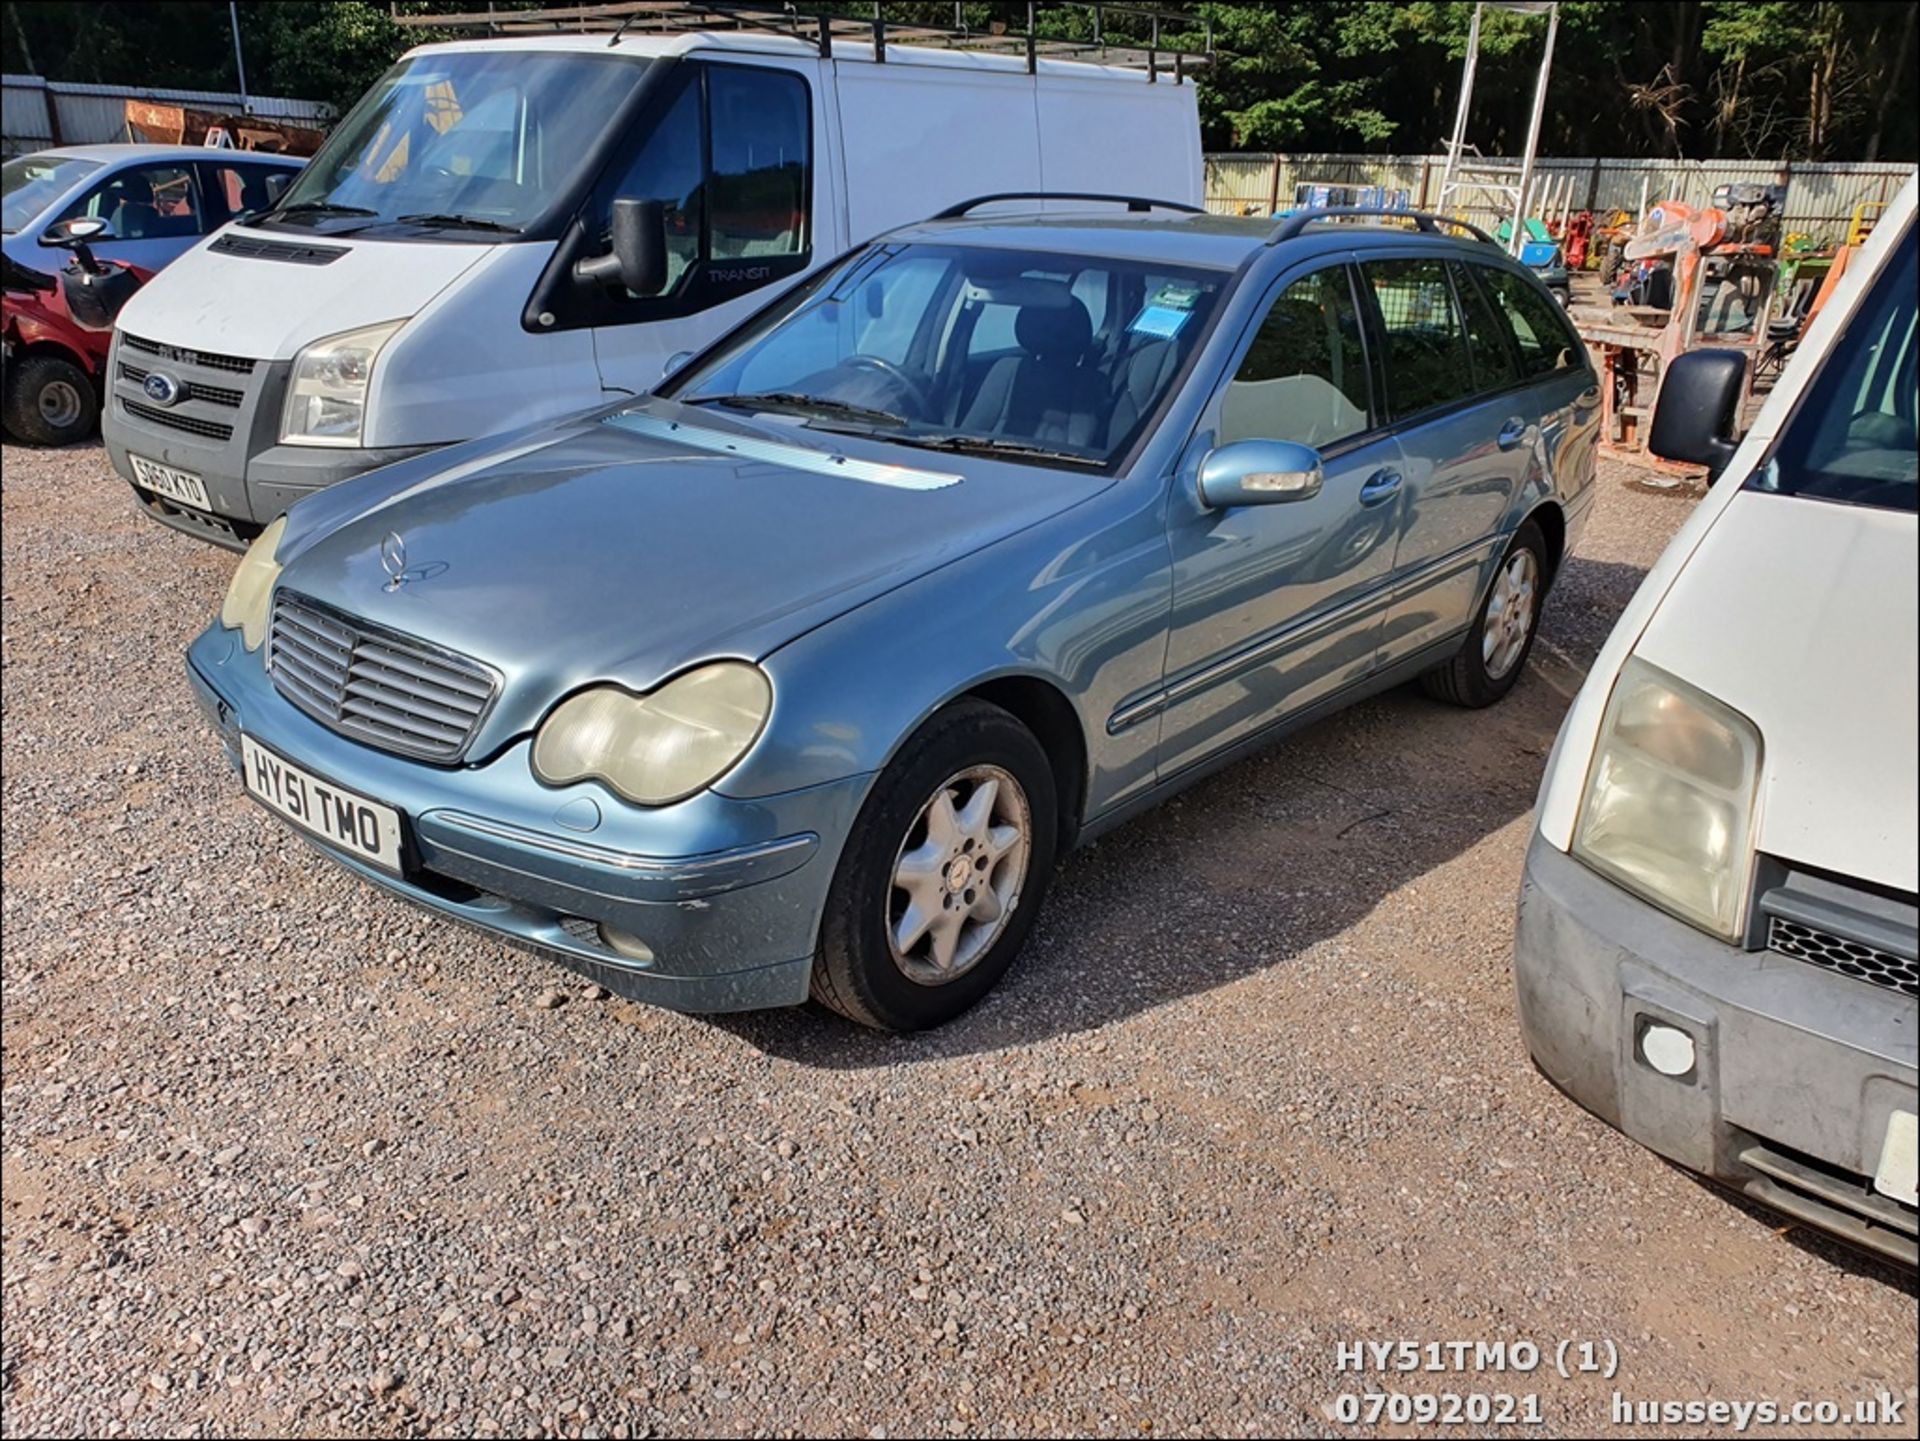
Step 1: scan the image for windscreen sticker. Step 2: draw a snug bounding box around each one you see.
[1127,280,1204,339]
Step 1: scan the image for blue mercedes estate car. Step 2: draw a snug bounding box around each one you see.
[188,197,1599,1029]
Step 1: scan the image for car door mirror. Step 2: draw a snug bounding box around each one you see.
[660,350,693,382]
[263,171,293,206]
[574,197,668,297]
[1650,348,1747,478]
[40,215,110,248]
[1197,439,1325,508]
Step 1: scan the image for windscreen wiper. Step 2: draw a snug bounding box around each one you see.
[695,392,908,428]
[397,212,523,234]
[272,201,380,219]
[888,433,1104,467]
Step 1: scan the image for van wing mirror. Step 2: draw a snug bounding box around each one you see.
[574,197,668,297]
[1650,348,1747,479]
[1198,439,1325,508]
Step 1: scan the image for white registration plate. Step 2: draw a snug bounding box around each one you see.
[240,735,404,875]
[1874,1110,1918,1208]
[129,453,211,511]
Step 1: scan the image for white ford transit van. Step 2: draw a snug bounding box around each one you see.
[1515,176,1917,1265]
[101,22,1204,548]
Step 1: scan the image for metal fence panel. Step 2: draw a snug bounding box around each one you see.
[2,75,333,157]
[1207,152,1917,244]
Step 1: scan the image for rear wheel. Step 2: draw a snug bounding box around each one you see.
[1421,521,1548,708]
[3,354,98,446]
[811,699,1057,1031]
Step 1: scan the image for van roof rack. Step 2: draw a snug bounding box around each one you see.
[934,192,1204,220]
[391,1,1216,80]
[1268,207,1497,246]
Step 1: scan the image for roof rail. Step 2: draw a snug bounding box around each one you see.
[1267,207,1497,246]
[933,192,1205,221]
[391,1,1217,80]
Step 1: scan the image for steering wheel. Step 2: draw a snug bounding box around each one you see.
[842,354,932,419]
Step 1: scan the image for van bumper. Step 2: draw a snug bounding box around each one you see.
[186,625,864,1014]
[1514,830,1918,1267]
[101,337,434,549]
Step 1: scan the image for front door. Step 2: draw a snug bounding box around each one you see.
[1157,260,1406,779]
[55,161,210,273]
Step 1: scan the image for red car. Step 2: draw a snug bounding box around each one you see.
[2,223,147,445]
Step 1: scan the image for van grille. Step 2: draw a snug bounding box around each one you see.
[119,397,234,441]
[209,233,348,266]
[1768,918,1918,998]
[119,331,257,375]
[116,360,244,408]
[267,592,499,763]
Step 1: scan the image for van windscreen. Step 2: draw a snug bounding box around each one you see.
[264,51,646,237]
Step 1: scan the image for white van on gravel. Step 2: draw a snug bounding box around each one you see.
[1515,176,1917,1266]
[101,20,1205,548]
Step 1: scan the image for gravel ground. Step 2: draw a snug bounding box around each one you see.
[2,441,1914,1439]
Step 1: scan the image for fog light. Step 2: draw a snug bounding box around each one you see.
[598,925,656,964]
[1639,1021,1696,1078]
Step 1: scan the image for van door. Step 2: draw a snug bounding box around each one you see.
[588,58,832,396]
[1157,260,1405,778]
[1360,255,1535,668]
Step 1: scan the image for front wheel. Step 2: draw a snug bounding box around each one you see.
[3,354,98,446]
[811,699,1058,1031]
[1421,522,1548,708]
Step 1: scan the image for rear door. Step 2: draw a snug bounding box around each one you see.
[1361,252,1535,668]
[1157,259,1405,778]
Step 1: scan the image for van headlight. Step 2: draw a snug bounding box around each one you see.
[1572,656,1763,940]
[532,663,772,806]
[281,320,405,447]
[220,515,287,651]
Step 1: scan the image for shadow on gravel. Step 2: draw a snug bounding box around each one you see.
[1673,1171,1920,1295]
[715,555,1656,1065]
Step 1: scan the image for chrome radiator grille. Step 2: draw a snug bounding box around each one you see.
[267,592,498,763]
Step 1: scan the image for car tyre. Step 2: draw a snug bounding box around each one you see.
[4,354,98,446]
[1421,520,1549,708]
[811,698,1058,1031]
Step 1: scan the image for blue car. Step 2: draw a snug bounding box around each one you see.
[188,198,1599,1030]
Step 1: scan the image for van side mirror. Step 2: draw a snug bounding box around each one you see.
[1650,348,1747,478]
[1198,439,1325,508]
[575,197,668,297]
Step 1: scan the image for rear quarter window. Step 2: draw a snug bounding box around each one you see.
[1478,264,1587,380]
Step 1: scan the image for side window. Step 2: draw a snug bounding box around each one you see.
[708,66,810,261]
[1219,266,1372,449]
[1479,265,1584,379]
[1363,257,1477,417]
[608,78,704,295]
[1450,262,1520,391]
[967,302,1021,358]
[61,164,202,239]
[203,163,286,222]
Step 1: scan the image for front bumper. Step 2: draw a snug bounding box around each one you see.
[102,340,434,551]
[1515,831,1918,1266]
[187,624,869,1012]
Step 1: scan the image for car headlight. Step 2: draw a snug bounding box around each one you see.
[1572,656,1763,940]
[219,515,288,651]
[280,320,405,447]
[531,662,772,806]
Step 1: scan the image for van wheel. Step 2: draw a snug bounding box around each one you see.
[811,699,1057,1031]
[1422,522,1548,708]
[4,355,98,446]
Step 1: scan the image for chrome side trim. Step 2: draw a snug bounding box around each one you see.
[605,411,962,491]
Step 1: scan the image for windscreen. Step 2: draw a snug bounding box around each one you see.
[267,50,645,235]
[665,243,1229,470]
[3,155,101,234]
[1753,226,1917,512]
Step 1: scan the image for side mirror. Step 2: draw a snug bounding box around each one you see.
[660,350,693,382]
[263,172,293,206]
[575,197,668,297]
[1198,439,1325,508]
[1649,348,1747,478]
[40,215,110,248]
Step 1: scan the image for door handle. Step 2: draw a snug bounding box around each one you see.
[1358,468,1402,507]
[1497,416,1531,450]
